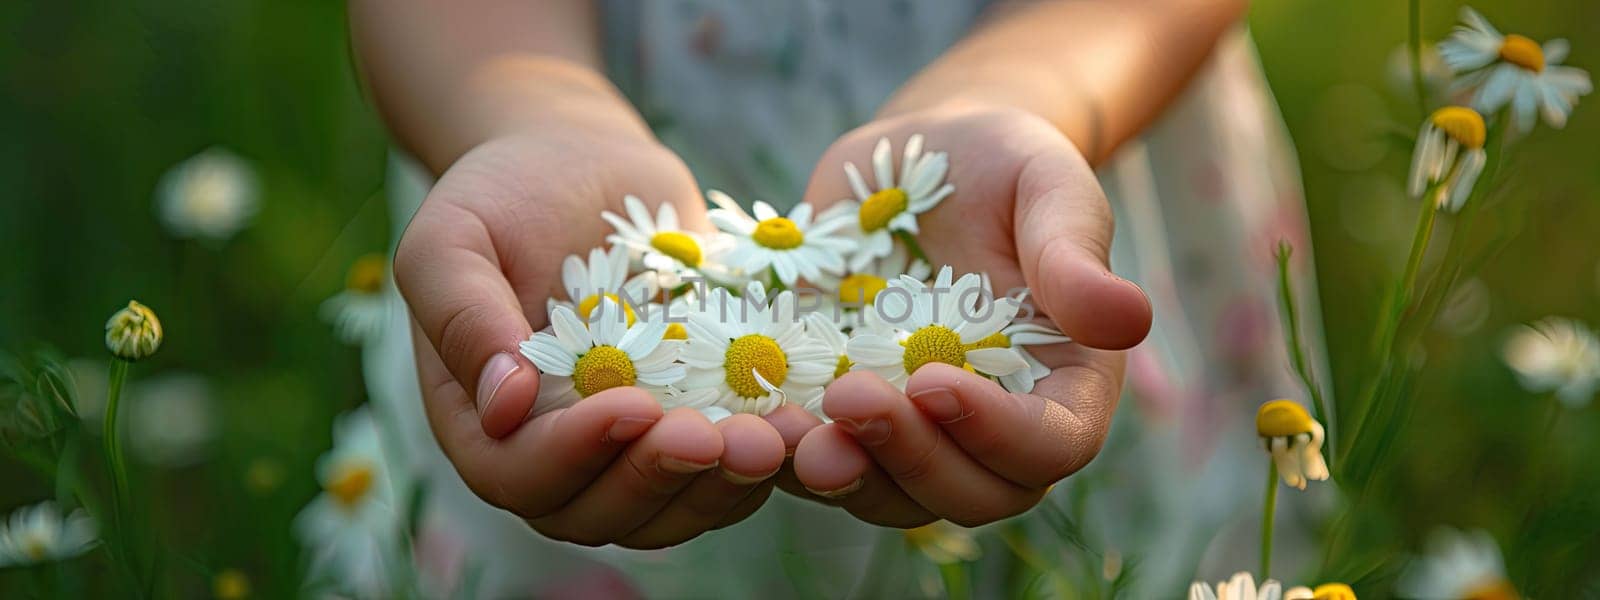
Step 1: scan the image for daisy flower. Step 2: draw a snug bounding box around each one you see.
[519,297,684,416]
[846,266,1030,390]
[1397,528,1518,600]
[1439,7,1591,131]
[802,312,854,408]
[707,190,853,287]
[1501,317,1600,408]
[0,501,97,567]
[1406,106,1488,212]
[971,321,1071,394]
[320,254,391,345]
[836,135,955,271]
[155,147,260,242]
[1255,400,1329,490]
[674,283,836,416]
[811,241,932,328]
[601,194,735,288]
[1284,583,1356,600]
[1189,572,1288,600]
[292,406,399,595]
[549,246,660,325]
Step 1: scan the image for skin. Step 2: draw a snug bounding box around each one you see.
[351,0,1245,547]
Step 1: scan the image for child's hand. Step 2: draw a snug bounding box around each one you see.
[775,104,1153,527]
[396,130,787,548]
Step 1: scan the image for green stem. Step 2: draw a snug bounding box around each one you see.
[1408,0,1428,114]
[1274,244,1332,467]
[1260,462,1279,579]
[894,230,929,264]
[938,562,971,600]
[103,358,142,593]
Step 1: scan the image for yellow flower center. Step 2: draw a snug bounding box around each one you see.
[664,323,688,340]
[1312,583,1357,600]
[859,188,909,232]
[902,325,968,375]
[649,231,703,267]
[1430,106,1487,149]
[326,461,375,509]
[346,254,386,294]
[1462,579,1520,600]
[22,535,49,560]
[1256,399,1315,438]
[752,217,805,250]
[576,293,637,326]
[1498,34,1545,72]
[213,569,252,600]
[838,273,889,306]
[571,345,638,397]
[964,331,1011,351]
[724,334,789,398]
[833,354,854,379]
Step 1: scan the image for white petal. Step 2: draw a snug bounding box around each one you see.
[589,298,626,346]
[966,347,1030,376]
[844,163,872,202]
[618,321,668,360]
[847,335,905,367]
[872,137,894,189]
[753,201,780,222]
[561,254,587,298]
[624,195,654,234]
[550,306,592,352]
[519,335,576,376]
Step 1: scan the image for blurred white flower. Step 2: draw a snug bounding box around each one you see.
[128,373,217,467]
[1502,317,1600,407]
[294,406,399,595]
[1439,7,1591,131]
[156,147,260,241]
[0,501,96,567]
[1255,400,1329,490]
[1406,106,1487,212]
[1397,528,1518,600]
[321,254,391,345]
[1387,42,1452,98]
[903,521,980,565]
[1189,572,1287,600]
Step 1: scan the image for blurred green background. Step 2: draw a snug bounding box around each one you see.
[2,0,1598,597]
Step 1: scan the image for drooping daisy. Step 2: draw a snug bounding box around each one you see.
[1439,6,1591,131]
[601,194,735,288]
[674,284,836,416]
[0,501,96,567]
[1406,106,1488,212]
[1501,317,1600,408]
[903,521,980,565]
[707,191,853,287]
[811,241,932,328]
[1396,528,1518,600]
[1284,583,1357,600]
[1255,400,1329,490]
[549,246,660,325]
[320,254,391,345]
[155,147,260,241]
[293,406,399,596]
[846,266,1031,390]
[519,298,684,416]
[837,135,955,271]
[1189,572,1288,600]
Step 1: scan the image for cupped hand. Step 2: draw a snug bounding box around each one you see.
[396,129,785,548]
[776,104,1154,527]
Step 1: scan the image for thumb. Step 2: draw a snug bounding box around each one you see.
[1013,144,1151,350]
[395,205,540,439]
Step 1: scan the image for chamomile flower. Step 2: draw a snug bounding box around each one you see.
[1501,317,1600,407]
[674,284,835,416]
[1284,583,1357,600]
[971,321,1071,394]
[105,300,163,361]
[1397,528,1518,600]
[601,194,734,287]
[707,191,853,286]
[293,406,399,595]
[519,298,684,416]
[812,241,932,328]
[803,312,854,402]
[846,266,1030,390]
[155,147,260,242]
[549,246,660,325]
[1406,106,1488,212]
[320,254,391,345]
[837,135,955,271]
[1439,7,1591,131]
[0,501,96,567]
[1255,400,1329,490]
[903,521,980,565]
[1189,572,1287,600]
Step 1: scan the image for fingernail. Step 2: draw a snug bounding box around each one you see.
[659,456,719,475]
[805,478,863,499]
[476,352,519,415]
[604,417,656,444]
[835,418,891,446]
[720,467,779,486]
[910,387,968,423]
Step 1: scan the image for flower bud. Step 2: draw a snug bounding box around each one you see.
[105,300,163,361]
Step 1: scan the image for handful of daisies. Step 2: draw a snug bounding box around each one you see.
[517,135,1071,421]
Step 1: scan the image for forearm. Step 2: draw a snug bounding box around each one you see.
[348,0,652,174]
[881,0,1248,166]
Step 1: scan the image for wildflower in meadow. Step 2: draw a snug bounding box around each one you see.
[1189,572,1289,600]
[903,521,980,565]
[519,298,684,413]
[846,266,1030,390]
[1256,400,1329,490]
[675,283,835,416]
[1396,528,1518,600]
[549,246,658,326]
[321,253,391,345]
[1501,317,1600,408]
[707,191,853,286]
[155,147,260,241]
[0,501,96,567]
[1439,7,1591,131]
[294,406,399,595]
[1406,106,1487,212]
[835,135,955,271]
[105,300,163,361]
[601,194,735,288]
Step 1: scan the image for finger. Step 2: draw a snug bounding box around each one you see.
[764,403,824,456]
[616,414,784,549]
[530,407,723,546]
[791,422,936,528]
[396,194,540,438]
[715,480,776,529]
[821,371,1043,526]
[1012,142,1152,350]
[414,321,664,517]
[907,362,1117,487]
